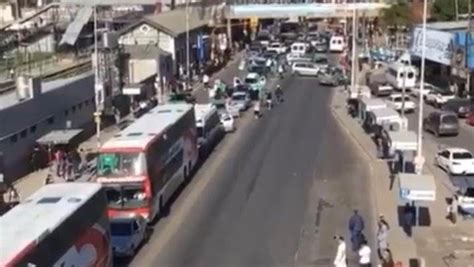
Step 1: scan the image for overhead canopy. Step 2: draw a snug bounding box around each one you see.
[60,6,93,46]
[360,97,387,112]
[371,107,400,125]
[399,173,436,202]
[387,130,418,152]
[37,129,83,146]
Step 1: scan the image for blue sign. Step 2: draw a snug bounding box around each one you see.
[453,31,474,70]
[197,34,204,62]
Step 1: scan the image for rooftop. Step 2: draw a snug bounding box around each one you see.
[0,183,103,266]
[0,71,93,112]
[423,20,469,31]
[142,6,214,37]
[101,103,193,150]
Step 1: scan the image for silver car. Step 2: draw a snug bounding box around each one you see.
[291,62,320,76]
[231,92,252,111]
[111,215,148,257]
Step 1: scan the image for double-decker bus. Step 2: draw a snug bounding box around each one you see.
[0,183,111,267]
[96,103,198,221]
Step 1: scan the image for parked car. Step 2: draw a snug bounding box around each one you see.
[247,64,268,77]
[435,148,474,175]
[370,84,393,97]
[267,42,287,54]
[410,83,438,98]
[318,72,338,86]
[286,53,312,64]
[458,187,474,216]
[291,62,320,76]
[423,111,459,136]
[312,56,329,70]
[110,215,148,257]
[244,72,266,91]
[442,98,473,118]
[220,112,235,132]
[425,90,456,107]
[231,91,252,111]
[467,112,474,126]
[386,94,416,113]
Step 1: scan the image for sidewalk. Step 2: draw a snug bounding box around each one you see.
[3,51,245,202]
[330,87,474,267]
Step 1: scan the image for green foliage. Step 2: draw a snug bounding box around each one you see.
[381,1,410,28]
[432,0,473,21]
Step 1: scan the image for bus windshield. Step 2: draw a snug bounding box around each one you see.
[97,152,145,177]
[105,184,147,209]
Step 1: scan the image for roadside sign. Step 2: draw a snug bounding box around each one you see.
[250,17,258,29]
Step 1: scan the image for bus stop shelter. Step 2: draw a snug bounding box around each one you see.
[399,173,436,226]
[370,107,407,131]
[359,97,387,123]
[384,130,418,172]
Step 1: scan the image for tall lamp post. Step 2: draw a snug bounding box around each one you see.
[185,0,190,89]
[93,5,102,149]
[415,0,428,174]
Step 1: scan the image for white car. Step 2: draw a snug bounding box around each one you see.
[291,62,319,76]
[267,42,287,54]
[220,112,235,132]
[244,72,266,91]
[410,83,438,98]
[386,94,416,113]
[425,90,456,107]
[286,53,311,64]
[110,215,148,257]
[458,187,474,215]
[435,148,474,175]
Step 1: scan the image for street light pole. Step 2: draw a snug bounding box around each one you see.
[185,0,190,89]
[401,67,407,118]
[467,0,472,93]
[351,7,357,93]
[93,5,101,149]
[415,0,428,174]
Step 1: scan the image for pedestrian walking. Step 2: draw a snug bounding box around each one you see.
[377,215,390,259]
[31,145,41,172]
[202,73,210,89]
[381,248,395,267]
[402,203,414,237]
[333,235,347,267]
[55,149,64,177]
[358,239,372,267]
[349,210,365,251]
[447,195,458,224]
[78,148,87,172]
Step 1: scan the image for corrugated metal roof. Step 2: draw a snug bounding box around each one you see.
[60,6,94,46]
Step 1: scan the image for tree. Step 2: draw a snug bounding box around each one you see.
[432,0,472,21]
[380,1,410,28]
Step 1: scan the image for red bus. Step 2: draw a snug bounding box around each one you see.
[96,103,198,221]
[0,183,111,267]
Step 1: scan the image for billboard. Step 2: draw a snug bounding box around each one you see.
[452,31,474,70]
[410,27,454,65]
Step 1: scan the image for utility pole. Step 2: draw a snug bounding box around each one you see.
[351,7,357,94]
[467,0,472,93]
[401,67,407,118]
[185,0,190,89]
[415,0,428,174]
[455,0,459,21]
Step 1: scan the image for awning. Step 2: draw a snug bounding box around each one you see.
[360,97,387,112]
[388,130,418,152]
[399,173,436,202]
[37,129,83,145]
[370,107,401,125]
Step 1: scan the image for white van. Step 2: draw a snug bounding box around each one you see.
[386,62,416,90]
[290,42,308,55]
[329,36,345,52]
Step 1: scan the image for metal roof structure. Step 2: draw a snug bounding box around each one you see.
[101,103,193,150]
[36,129,83,145]
[194,103,216,126]
[371,107,400,121]
[0,183,103,266]
[60,6,94,46]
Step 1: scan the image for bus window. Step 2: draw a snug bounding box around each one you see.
[97,152,145,176]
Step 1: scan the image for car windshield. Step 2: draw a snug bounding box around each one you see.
[442,115,458,124]
[110,222,132,236]
[245,78,257,84]
[440,91,454,96]
[232,94,246,101]
[393,97,410,102]
[314,58,328,64]
[97,152,145,177]
[105,185,147,209]
[464,188,474,198]
[452,152,473,159]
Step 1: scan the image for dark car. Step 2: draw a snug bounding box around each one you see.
[423,111,459,137]
[442,98,473,118]
[248,64,267,76]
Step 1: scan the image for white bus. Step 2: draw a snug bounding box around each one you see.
[96,103,198,222]
[329,36,345,52]
[0,183,112,267]
[386,62,417,90]
[194,104,224,157]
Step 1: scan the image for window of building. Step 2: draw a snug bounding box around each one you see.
[47,116,54,125]
[10,135,18,143]
[64,110,69,116]
[78,103,83,109]
[20,129,27,138]
[85,99,90,106]
[72,106,76,113]
[30,125,37,133]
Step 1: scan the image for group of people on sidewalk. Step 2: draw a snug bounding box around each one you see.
[333,210,395,267]
[48,148,87,183]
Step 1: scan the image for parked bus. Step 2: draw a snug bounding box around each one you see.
[386,62,417,90]
[0,183,111,267]
[96,103,198,222]
[194,104,224,157]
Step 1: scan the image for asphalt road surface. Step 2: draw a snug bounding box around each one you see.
[127,75,376,267]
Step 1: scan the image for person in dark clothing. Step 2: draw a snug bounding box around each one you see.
[31,145,41,172]
[349,210,365,251]
[402,203,414,237]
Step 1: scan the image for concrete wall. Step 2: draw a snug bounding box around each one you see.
[0,72,95,183]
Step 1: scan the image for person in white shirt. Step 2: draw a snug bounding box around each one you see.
[358,239,372,267]
[333,235,347,267]
[202,74,210,88]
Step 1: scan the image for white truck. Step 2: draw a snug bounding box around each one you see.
[386,94,416,113]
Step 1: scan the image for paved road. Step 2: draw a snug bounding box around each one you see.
[127,75,376,267]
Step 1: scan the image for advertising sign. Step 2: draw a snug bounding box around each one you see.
[410,27,454,65]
